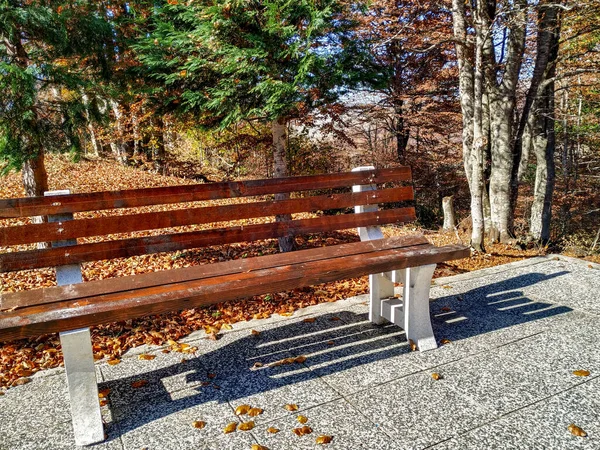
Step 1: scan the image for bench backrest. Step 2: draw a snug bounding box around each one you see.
[0,167,415,273]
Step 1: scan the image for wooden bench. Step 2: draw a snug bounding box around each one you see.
[0,165,469,445]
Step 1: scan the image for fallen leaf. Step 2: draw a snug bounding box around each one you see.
[568,423,587,437]
[280,312,293,317]
[207,333,219,341]
[409,339,417,351]
[316,435,333,444]
[303,318,316,323]
[440,338,452,345]
[329,317,341,321]
[326,341,335,346]
[139,354,156,361]
[285,404,299,411]
[251,329,261,336]
[131,380,148,389]
[441,306,452,312]
[207,373,216,379]
[238,420,255,431]
[235,404,252,415]
[291,425,313,436]
[192,421,206,429]
[248,407,263,417]
[107,358,121,365]
[252,362,264,369]
[573,370,590,377]
[294,355,307,364]
[99,400,108,407]
[442,285,453,289]
[222,323,233,330]
[297,415,308,424]
[223,422,238,434]
[98,388,111,398]
[267,427,280,434]
[431,373,443,381]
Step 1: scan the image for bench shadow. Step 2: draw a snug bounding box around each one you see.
[100,270,572,439]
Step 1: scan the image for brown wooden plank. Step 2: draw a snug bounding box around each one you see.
[0,208,416,272]
[0,235,430,311]
[0,244,471,341]
[0,167,411,219]
[0,186,414,246]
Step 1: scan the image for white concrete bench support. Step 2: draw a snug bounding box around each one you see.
[47,190,104,446]
[352,166,438,352]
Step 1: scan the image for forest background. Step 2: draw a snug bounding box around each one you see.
[1,0,600,254]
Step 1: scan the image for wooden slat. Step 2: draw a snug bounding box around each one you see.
[0,167,411,219]
[0,208,416,272]
[0,235,430,311]
[0,186,414,246]
[0,243,471,341]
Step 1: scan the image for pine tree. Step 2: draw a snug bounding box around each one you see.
[0,1,112,196]
[134,0,383,251]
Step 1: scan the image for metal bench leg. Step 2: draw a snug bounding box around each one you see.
[60,328,104,445]
[369,273,394,325]
[404,264,438,351]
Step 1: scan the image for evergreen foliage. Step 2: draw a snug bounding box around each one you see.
[0,1,112,173]
[134,0,384,127]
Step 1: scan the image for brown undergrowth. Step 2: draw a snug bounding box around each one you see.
[0,156,550,390]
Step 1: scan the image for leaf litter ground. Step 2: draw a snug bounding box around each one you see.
[0,156,551,390]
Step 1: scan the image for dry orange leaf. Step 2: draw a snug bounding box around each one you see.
[139,354,156,361]
[223,422,237,434]
[294,355,307,364]
[440,338,452,345]
[267,427,280,434]
[107,358,121,366]
[293,426,313,436]
[297,415,308,424]
[568,423,587,437]
[431,373,443,381]
[329,317,341,321]
[409,340,417,351]
[251,329,261,336]
[573,370,590,377]
[280,312,293,317]
[222,323,233,330]
[131,380,148,389]
[327,341,335,346]
[99,400,108,407]
[248,407,263,417]
[252,362,264,369]
[285,404,299,411]
[239,420,255,431]
[192,421,206,429]
[235,404,252,415]
[441,306,452,312]
[251,445,269,450]
[98,388,111,398]
[316,435,333,444]
[303,318,316,323]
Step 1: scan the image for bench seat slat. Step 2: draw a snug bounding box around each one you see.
[0,186,414,246]
[1,235,430,310]
[0,208,416,272]
[0,241,470,342]
[0,168,411,219]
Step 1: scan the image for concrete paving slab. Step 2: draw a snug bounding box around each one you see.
[347,371,493,450]
[252,398,397,450]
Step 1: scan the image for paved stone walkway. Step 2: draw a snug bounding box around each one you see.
[1,255,599,450]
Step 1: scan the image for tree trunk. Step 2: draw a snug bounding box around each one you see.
[452,0,484,252]
[22,151,49,197]
[442,196,456,230]
[272,117,295,252]
[529,4,561,242]
[109,99,129,165]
